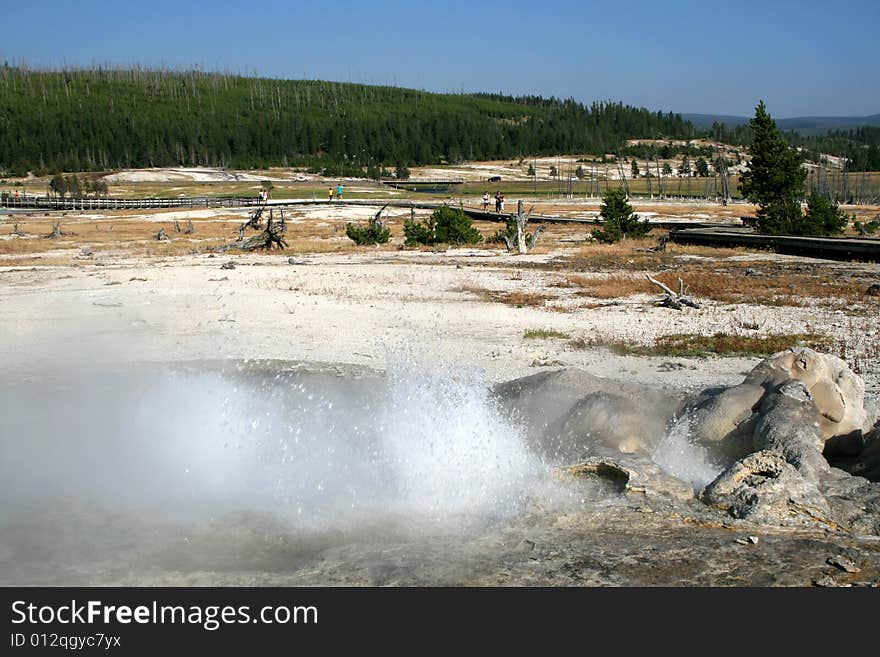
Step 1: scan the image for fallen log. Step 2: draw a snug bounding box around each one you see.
[237,209,287,251]
[646,273,700,310]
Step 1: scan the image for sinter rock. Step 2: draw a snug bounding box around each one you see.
[496,347,880,533]
[700,451,834,528]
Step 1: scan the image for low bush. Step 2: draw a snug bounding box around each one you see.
[345,216,391,245]
[404,206,482,246]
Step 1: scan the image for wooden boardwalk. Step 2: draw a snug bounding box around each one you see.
[1,195,734,230]
[669,227,880,262]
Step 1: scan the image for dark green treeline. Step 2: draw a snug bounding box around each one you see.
[0,66,694,175]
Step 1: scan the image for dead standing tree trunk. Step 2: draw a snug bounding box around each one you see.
[507,199,544,254]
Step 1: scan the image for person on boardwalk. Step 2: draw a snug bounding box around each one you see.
[499,192,505,213]
[494,191,502,213]
[336,183,344,200]
[328,187,334,203]
[481,192,490,212]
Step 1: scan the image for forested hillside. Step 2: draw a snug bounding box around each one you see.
[707,121,880,172]
[0,66,694,175]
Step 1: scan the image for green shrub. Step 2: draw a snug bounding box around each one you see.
[854,218,880,236]
[591,188,651,243]
[434,205,483,244]
[802,190,849,236]
[754,197,806,236]
[489,216,518,244]
[403,215,435,246]
[756,192,849,237]
[404,206,482,246]
[345,216,391,245]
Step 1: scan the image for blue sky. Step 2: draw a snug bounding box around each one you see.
[2,0,878,117]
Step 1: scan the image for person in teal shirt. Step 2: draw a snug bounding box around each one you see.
[336,183,344,200]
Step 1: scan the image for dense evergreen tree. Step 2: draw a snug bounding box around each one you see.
[694,157,709,177]
[592,188,651,243]
[679,155,691,176]
[404,206,482,245]
[739,101,807,234]
[802,190,849,235]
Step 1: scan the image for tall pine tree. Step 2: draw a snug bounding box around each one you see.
[739,101,807,234]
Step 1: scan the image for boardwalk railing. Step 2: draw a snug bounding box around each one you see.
[0,195,264,211]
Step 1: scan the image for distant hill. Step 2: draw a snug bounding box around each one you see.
[681,113,751,129]
[683,112,880,135]
[776,114,880,135]
[0,66,694,175]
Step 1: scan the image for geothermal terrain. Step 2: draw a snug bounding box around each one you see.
[1,170,880,586]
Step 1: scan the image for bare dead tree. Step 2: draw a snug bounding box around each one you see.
[237,209,287,251]
[645,273,700,310]
[238,205,265,241]
[527,225,545,251]
[11,223,25,236]
[156,227,169,241]
[173,218,182,232]
[183,219,195,234]
[616,157,630,197]
[46,221,63,239]
[636,235,669,253]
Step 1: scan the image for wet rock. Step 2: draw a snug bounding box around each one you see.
[735,536,759,545]
[689,383,764,460]
[700,451,834,528]
[516,539,536,552]
[813,575,847,587]
[843,421,880,481]
[819,469,880,535]
[561,454,695,501]
[530,358,564,367]
[827,555,860,573]
[495,368,685,460]
[752,381,829,480]
[221,261,235,270]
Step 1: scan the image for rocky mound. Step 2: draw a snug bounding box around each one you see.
[496,348,880,534]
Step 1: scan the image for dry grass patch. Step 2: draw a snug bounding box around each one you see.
[551,265,879,310]
[524,328,572,339]
[656,270,875,308]
[570,332,830,358]
[452,283,553,308]
[552,273,652,299]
